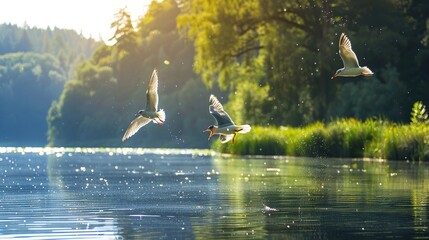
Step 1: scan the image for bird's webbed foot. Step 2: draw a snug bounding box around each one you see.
[232,133,236,144]
[154,118,164,125]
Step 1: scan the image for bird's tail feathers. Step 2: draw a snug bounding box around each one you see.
[237,124,251,134]
[361,67,374,76]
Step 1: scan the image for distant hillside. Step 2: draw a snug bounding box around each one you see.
[0,24,101,146]
[0,23,101,78]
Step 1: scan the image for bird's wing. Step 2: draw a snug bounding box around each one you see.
[122,116,151,142]
[219,134,234,143]
[339,33,360,68]
[146,69,159,112]
[209,94,234,127]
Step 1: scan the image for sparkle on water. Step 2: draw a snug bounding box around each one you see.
[0,147,428,239]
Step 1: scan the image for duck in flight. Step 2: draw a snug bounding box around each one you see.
[332,33,374,78]
[204,94,251,144]
[122,69,165,142]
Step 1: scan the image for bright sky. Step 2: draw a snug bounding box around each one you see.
[0,0,152,43]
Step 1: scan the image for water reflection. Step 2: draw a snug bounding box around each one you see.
[0,150,428,239]
[201,157,429,239]
[47,152,217,239]
[1,151,218,239]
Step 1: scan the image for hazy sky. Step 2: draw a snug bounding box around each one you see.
[0,0,152,43]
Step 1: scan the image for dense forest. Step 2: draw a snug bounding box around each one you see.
[47,0,428,148]
[0,24,100,146]
[0,23,99,78]
[1,0,427,148]
[179,0,429,126]
[47,1,214,148]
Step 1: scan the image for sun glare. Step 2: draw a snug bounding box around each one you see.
[0,147,212,157]
[0,0,152,43]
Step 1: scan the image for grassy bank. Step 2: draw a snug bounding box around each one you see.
[211,119,429,161]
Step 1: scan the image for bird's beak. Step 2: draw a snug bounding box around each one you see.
[331,74,336,79]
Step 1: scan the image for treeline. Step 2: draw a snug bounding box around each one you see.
[47,1,214,148]
[47,0,429,149]
[0,24,100,146]
[0,23,99,77]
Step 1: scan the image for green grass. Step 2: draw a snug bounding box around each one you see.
[211,119,429,161]
[376,124,429,161]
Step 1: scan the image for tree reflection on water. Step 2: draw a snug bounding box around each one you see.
[0,149,427,239]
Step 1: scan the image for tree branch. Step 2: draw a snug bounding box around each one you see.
[231,45,264,59]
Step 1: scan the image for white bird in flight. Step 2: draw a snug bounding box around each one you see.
[122,69,165,142]
[204,94,251,144]
[332,33,374,78]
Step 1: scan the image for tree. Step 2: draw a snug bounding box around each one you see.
[47,0,212,148]
[330,65,408,121]
[0,53,66,145]
[397,0,429,105]
[178,0,418,125]
[178,0,343,125]
[15,30,32,52]
[47,62,118,146]
[109,7,137,51]
[0,24,101,146]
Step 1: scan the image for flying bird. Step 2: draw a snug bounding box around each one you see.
[122,69,165,142]
[332,33,374,78]
[204,94,251,144]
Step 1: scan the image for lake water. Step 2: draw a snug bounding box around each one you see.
[0,148,428,239]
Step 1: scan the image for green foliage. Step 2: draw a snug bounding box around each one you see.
[410,101,429,124]
[176,1,329,123]
[211,126,287,155]
[179,0,429,126]
[212,119,429,161]
[110,7,137,51]
[0,23,100,78]
[140,0,179,35]
[0,24,100,146]
[330,65,408,121]
[224,57,270,125]
[48,0,213,148]
[323,119,381,158]
[0,52,66,145]
[371,124,429,161]
[178,0,262,89]
[47,62,117,146]
[46,0,429,150]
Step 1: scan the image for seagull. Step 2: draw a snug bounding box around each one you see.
[122,69,165,142]
[204,94,251,144]
[332,33,374,78]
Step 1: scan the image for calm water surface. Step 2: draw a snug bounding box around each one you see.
[0,148,428,239]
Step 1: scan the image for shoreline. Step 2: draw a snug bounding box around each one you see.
[211,118,429,161]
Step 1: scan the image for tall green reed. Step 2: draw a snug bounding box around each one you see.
[211,119,429,161]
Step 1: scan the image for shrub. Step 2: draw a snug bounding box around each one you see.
[211,118,429,161]
[411,101,429,125]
